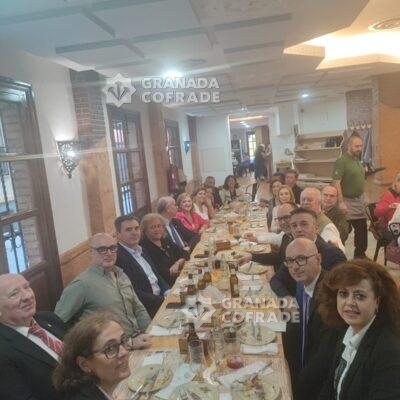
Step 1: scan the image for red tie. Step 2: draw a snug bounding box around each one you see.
[28,320,63,357]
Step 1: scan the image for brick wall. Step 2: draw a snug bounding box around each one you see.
[345,88,372,124]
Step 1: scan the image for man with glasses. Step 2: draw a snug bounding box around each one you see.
[0,273,66,400]
[55,233,151,348]
[284,238,338,400]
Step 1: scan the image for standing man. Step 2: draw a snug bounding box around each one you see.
[285,169,302,204]
[333,133,368,258]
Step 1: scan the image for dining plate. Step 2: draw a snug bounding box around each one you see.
[238,262,269,275]
[238,325,276,346]
[170,382,218,400]
[216,250,247,262]
[158,312,185,329]
[231,376,280,400]
[129,364,172,393]
[240,244,267,253]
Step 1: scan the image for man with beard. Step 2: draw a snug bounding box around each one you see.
[333,133,368,258]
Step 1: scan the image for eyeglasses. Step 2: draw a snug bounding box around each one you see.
[92,335,134,359]
[284,254,318,268]
[275,215,291,222]
[92,245,118,255]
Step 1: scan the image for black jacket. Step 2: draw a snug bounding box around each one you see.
[171,217,200,251]
[269,235,347,297]
[65,385,109,400]
[292,184,303,204]
[318,317,400,400]
[0,311,66,400]
[116,243,169,318]
[140,237,189,287]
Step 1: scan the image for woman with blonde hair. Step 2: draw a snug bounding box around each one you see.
[175,192,210,233]
[270,184,295,232]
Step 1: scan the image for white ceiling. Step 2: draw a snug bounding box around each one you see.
[0,0,399,116]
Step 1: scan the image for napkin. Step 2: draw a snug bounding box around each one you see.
[237,272,261,281]
[261,321,287,333]
[219,394,232,400]
[217,361,273,388]
[240,342,279,355]
[150,326,183,336]
[155,364,195,399]
[240,285,263,292]
[142,352,166,366]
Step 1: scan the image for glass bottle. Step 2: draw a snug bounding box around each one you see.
[203,263,212,286]
[186,273,197,307]
[230,266,239,298]
[197,268,206,291]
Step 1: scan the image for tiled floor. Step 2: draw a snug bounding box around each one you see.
[237,174,400,282]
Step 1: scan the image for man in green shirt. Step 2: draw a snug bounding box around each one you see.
[332,133,367,257]
[55,233,152,348]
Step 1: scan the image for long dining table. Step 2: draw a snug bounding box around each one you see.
[115,205,293,400]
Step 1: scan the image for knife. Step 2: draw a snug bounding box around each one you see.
[186,388,202,400]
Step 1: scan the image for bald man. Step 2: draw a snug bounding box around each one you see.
[55,233,151,345]
[0,274,66,400]
[285,239,338,400]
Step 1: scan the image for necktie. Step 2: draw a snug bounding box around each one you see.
[28,320,63,357]
[334,356,347,394]
[169,221,184,248]
[301,290,309,367]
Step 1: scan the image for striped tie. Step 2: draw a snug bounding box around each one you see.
[28,320,63,357]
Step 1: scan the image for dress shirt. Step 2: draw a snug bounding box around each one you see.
[55,264,151,337]
[165,220,185,248]
[320,222,346,253]
[304,272,321,300]
[14,325,61,362]
[97,386,114,400]
[119,243,161,296]
[336,315,376,399]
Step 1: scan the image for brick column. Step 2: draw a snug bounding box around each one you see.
[70,70,116,234]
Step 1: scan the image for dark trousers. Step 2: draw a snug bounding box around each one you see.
[348,218,368,257]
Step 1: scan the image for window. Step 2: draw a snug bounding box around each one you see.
[247,131,256,159]
[108,106,150,217]
[165,120,182,168]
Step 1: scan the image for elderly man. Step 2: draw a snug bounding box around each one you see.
[285,169,302,204]
[300,187,345,252]
[270,208,347,299]
[333,133,368,258]
[157,196,199,251]
[0,274,66,400]
[55,233,151,346]
[115,214,169,318]
[321,185,349,244]
[285,239,338,400]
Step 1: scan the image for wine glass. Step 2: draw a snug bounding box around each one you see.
[188,339,206,376]
[208,331,225,372]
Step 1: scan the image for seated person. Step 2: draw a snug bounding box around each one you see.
[301,187,345,252]
[270,185,296,232]
[204,176,223,208]
[0,273,66,400]
[321,185,349,244]
[284,169,303,204]
[115,214,169,318]
[53,311,133,400]
[176,192,210,233]
[204,184,219,210]
[55,233,152,340]
[267,178,283,229]
[157,196,199,251]
[374,171,400,241]
[140,213,189,287]
[219,175,243,205]
[192,186,215,220]
[318,259,400,399]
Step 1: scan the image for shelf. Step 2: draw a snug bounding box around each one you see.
[296,130,343,140]
[295,147,341,151]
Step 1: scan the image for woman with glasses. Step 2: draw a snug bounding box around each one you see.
[317,259,400,400]
[140,213,189,286]
[53,311,133,400]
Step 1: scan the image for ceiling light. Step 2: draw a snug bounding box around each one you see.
[230,115,265,122]
[162,69,183,78]
[240,121,246,124]
[370,18,400,31]
[301,93,310,98]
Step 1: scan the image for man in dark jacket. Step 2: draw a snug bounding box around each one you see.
[285,169,303,204]
[115,214,169,318]
[0,273,66,400]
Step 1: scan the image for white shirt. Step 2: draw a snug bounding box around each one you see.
[165,219,185,248]
[14,324,61,362]
[336,315,376,399]
[320,222,346,253]
[304,272,321,299]
[120,243,161,296]
[270,206,279,233]
[194,203,209,220]
[97,385,114,400]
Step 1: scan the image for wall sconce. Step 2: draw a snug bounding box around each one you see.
[56,140,81,178]
[184,140,192,154]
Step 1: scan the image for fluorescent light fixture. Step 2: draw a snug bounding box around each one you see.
[162,69,183,78]
[230,115,265,122]
[301,93,310,98]
[240,121,246,124]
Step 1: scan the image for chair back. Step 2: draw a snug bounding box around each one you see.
[365,202,384,241]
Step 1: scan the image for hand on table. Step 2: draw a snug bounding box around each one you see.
[243,232,258,242]
[389,203,400,209]
[132,333,152,349]
[237,253,252,265]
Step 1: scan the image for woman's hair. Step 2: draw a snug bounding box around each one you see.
[223,175,239,190]
[53,311,122,395]
[140,213,166,240]
[317,259,400,334]
[176,192,194,212]
[391,172,400,192]
[269,178,283,193]
[192,186,206,200]
[276,185,295,205]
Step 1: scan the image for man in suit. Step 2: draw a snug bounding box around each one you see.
[284,169,303,204]
[157,196,199,251]
[115,214,169,318]
[0,273,66,400]
[285,238,338,400]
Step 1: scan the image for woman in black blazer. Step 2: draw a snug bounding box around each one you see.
[317,259,400,400]
[53,312,134,400]
[140,213,189,286]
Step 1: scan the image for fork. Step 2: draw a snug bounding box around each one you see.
[179,388,189,400]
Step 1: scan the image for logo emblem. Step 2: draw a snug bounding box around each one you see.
[102,73,136,107]
[181,291,216,329]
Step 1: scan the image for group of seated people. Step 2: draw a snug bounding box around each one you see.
[1,170,400,400]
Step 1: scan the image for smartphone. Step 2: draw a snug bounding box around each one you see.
[165,302,183,309]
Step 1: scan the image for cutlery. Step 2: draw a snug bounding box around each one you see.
[186,388,202,400]
[256,323,262,342]
[129,383,143,400]
[166,315,177,328]
[144,367,162,400]
[247,261,253,272]
[179,388,189,400]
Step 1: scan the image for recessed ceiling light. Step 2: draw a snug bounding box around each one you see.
[240,121,246,124]
[301,93,310,98]
[162,69,183,78]
[370,18,400,31]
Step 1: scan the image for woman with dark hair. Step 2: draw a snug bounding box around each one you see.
[192,186,215,220]
[267,178,283,228]
[140,213,189,286]
[53,312,133,400]
[219,175,243,205]
[317,259,400,400]
[175,192,210,233]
